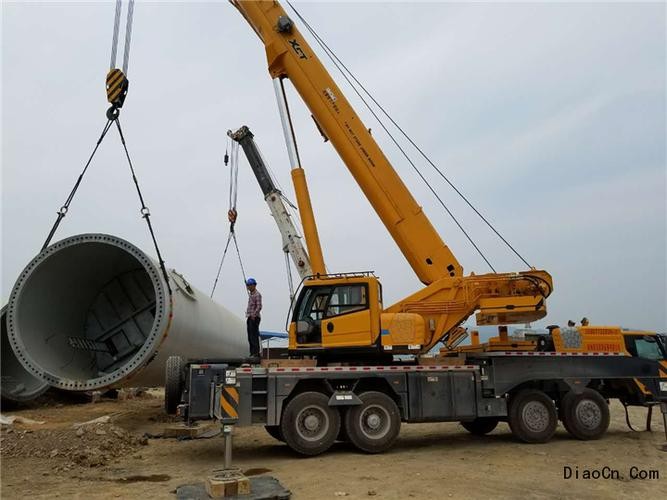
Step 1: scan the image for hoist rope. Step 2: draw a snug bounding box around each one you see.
[286,1,533,271]
[122,0,135,75]
[42,1,171,301]
[108,0,134,75]
[228,140,240,214]
[211,136,248,297]
[109,0,122,70]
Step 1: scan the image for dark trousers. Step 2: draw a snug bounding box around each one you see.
[247,316,261,357]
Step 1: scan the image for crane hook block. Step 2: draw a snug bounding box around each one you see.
[106,68,129,109]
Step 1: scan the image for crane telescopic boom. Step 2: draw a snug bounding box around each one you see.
[228,126,313,282]
[231,0,553,356]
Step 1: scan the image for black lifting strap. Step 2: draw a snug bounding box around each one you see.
[114,118,172,295]
[42,120,114,251]
[40,116,172,296]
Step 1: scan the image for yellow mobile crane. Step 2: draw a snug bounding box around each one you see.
[165,1,667,457]
[231,0,552,358]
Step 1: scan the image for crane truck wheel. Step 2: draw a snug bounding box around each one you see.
[508,389,558,443]
[265,425,285,442]
[164,356,184,415]
[280,391,340,456]
[344,391,401,454]
[461,417,499,436]
[560,389,610,440]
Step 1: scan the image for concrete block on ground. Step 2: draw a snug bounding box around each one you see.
[206,468,250,498]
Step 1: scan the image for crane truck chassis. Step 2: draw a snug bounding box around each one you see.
[168,341,667,456]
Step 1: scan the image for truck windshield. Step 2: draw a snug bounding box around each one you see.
[627,336,666,360]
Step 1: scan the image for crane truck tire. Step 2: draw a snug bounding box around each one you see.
[265,425,285,442]
[344,391,401,454]
[508,389,558,443]
[560,389,610,440]
[461,417,499,435]
[164,356,184,415]
[280,391,340,456]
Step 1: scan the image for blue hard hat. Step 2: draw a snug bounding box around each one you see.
[246,277,257,286]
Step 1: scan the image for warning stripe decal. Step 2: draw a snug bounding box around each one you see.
[106,69,124,86]
[220,396,238,419]
[219,386,239,419]
[226,386,240,403]
[106,69,127,104]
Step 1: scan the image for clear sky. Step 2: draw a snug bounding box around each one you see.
[2,1,665,334]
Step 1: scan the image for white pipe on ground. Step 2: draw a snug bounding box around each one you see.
[1,306,50,403]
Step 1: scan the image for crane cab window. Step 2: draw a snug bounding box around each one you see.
[295,284,369,322]
[624,335,665,360]
[325,285,368,318]
[296,287,332,322]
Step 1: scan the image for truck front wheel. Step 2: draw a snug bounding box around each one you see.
[280,391,340,456]
[461,417,499,436]
[344,391,401,454]
[560,389,609,440]
[508,389,557,443]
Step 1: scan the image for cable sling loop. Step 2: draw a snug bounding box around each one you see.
[41,120,114,251]
[211,232,234,298]
[114,118,172,295]
[232,232,248,285]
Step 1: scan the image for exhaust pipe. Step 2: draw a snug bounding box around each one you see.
[1,306,49,403]
[6,234,248,392]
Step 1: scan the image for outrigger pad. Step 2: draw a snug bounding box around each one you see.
[175,476,291,500]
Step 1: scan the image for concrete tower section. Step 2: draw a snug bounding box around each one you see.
[6,233,248,392]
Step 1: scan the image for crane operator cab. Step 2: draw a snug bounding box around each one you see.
[289,273,383,354]
[623,333,666,361]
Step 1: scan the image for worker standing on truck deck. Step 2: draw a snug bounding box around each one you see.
[245,278,262,359]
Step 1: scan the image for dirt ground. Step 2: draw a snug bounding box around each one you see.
[1,391,665,499]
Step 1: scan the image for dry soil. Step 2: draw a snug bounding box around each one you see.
[1,391,665,499]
